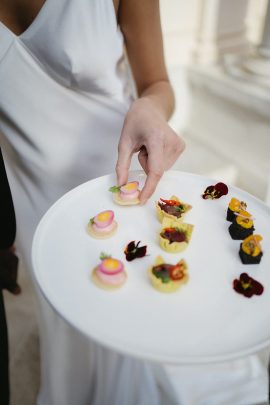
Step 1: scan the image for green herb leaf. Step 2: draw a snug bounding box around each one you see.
[153,268,170,283]
[109,185,121,193]
[100,252,111,260]
[89,217,94,224]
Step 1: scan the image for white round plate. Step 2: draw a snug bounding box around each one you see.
[32,170,270,364]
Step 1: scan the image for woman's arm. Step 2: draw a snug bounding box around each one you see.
[118,0,174,118]
[116,0,185,203]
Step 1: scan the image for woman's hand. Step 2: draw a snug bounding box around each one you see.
[117,0,183,203]
[116,97,185,204]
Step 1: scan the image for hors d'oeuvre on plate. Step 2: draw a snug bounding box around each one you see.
[156,196,192,223]
[226,197,247,222]
[228,210,254,240]
[148,256,189,293]
[124,241,147,262]
[159,217,194,253]
[233,273,264,298]
[109,181,140,206]
[91,253,127,290]
[202,182,228,199]
[87,210,117,239]
[239,234,263,264]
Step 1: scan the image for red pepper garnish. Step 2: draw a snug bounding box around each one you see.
[160,198,180,206]
[169,264,184,280]
[163,227,176,233]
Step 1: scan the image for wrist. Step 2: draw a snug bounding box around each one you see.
[139,80,175,120]
[129,96,167,122]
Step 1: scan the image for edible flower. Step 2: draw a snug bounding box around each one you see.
[242,235,262,256]
[124,241,147,262]
[233,273,264,298]
[229,198,247,212]
[235,210,254,228]
[202,182,228,199]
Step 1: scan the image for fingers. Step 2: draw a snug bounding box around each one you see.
[116,120,186,203]
[138,146,148,174]
[116,140,133,186]
[140,169,163,204]
[138,134,185,203]
[139,145,164,204]
[163,135,186,170]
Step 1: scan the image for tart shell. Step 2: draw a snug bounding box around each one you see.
[159,218,194,253]
[148,256,189,293]
[156,195,192,223]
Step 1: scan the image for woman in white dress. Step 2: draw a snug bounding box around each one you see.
[0,1,267,404]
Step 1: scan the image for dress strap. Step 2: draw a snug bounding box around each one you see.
[0,23,14,62]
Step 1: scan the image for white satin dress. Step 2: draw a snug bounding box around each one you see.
[0,1,268,404]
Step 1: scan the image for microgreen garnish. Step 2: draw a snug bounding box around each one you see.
[153,266,171,283]
[109,185,121,193]
[100,252,111,260]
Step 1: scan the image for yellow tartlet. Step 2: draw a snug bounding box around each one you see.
[159,217,194,253]
[156,195,192,223]
[148,256,189,293]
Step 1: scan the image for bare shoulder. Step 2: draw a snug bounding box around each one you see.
[118,0,168,95]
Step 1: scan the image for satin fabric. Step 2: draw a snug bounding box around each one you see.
[0,1,268,404]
